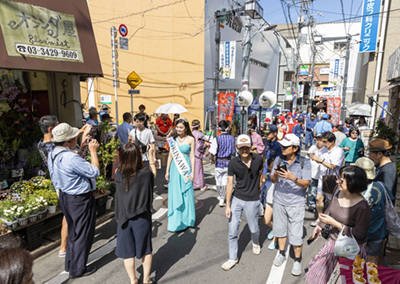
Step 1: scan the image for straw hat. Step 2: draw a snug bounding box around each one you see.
[352,157,375,180]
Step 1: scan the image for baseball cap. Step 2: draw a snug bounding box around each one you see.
[279,133,300,147]
[265,124,278,133]
[265,118,271,122]
[297,117,304,122]
[52,123,80,142]
[236,134,252,148]
[315,133,323,138]
[352,157,375,180]
[322,113,329,119]
[368,138,392,152]
[288,112,292,115]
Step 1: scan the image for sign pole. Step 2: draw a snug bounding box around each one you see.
[111,26,119,125]
[130,88,134,118]
[340,34,351,124]
[213,11,221,138]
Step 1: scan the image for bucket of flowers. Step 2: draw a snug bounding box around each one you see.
[46,191,58,214]
[1,203,20,230]
[17,203,31,227]
[27,197,39,223]
[35,196,48,220]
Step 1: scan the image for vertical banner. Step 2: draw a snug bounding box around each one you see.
[219,41,236,79]
[359,0,382,53]
[326,97,341,125]
[218,92,235,123]
[381,101,388,119]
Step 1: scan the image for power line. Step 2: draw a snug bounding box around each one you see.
[339,0,347,33]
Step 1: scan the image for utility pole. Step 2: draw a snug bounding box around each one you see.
[111,26,119,125]
[293,0,305,112]
[241,16,252,135]
[340,34,351,124]
[213,12,221,138]
[308,23,316,112]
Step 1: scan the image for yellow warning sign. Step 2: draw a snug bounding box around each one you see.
[126,71,142,89]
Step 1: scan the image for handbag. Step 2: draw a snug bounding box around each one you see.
[322,168,337,194]
[334,226,360,260]
[378,182,400,239]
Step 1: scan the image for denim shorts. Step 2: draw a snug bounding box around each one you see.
[367,238,384,256]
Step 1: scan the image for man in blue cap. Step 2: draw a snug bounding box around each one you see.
[305,113,318,148]
[264,124,282,160]
[313,113,332,136]
[292,117,305,149]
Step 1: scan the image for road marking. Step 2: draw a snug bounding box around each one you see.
[266,245,290,284]
[154,193,163,200]
[44,207,168,284]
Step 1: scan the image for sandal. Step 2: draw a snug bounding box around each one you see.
[310,221,318,227]
[143,277,156,284]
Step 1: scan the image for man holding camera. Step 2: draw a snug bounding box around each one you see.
[128,113,155,168]
[271,134,311,276]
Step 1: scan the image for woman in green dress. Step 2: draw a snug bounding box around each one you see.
[165,117,196,232]
[339,128,364,165]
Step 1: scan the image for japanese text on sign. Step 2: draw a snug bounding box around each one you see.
[218,92,235,124]
[0,0,83,62]
[359,0,382,53]
[326,97,341,125]
[219,41,236,79]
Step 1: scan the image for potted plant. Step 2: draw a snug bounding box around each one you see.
[17,203,31,226]
[1,203,19,230]
[35,196,48,219]
[47,191,58,214]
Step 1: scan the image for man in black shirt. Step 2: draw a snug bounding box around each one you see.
[221,134,264,271]
[368,138,398,205]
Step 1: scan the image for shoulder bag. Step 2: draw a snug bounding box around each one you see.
[322,164,337,194]
[378,182,400,239]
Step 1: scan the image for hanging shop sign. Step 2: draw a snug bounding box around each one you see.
[329,59,345,86]
[359,0,382,53]
[326,97,341,125]
[219,41,236,79]
[300,65,309,75]
[217,92,235,123]
[0,0,83,62]
[100,95,112,104]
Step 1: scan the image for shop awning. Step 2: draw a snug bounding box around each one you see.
[0,0,103,77]
[366,81,400,98]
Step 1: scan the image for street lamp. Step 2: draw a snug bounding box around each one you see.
[245,1,264,19]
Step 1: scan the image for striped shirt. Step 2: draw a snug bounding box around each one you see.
[209,133,235,168]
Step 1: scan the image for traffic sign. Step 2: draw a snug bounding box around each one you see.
[120,37,128,50]
[129,89,140,94]
[119,24,128,37]
[127,71,142,89]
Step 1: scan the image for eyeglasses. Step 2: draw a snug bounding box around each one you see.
[247,168,254,179]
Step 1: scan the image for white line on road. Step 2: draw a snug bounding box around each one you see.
[154,193,163,200]
[266,245,291,284]
[45,207,168,284]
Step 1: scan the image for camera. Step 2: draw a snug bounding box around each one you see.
[141,145,147,154]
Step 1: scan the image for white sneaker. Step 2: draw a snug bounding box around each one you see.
[221,259,238,271]
[219,199,226,207]
[252,243,261,255]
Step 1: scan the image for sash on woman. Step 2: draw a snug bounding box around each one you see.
[167,137,191,183]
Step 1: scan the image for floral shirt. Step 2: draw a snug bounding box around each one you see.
[37,139,55,166]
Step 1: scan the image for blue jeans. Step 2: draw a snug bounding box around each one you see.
[305,132,314,147]
[228,196,260,260]
[307,178,318,207]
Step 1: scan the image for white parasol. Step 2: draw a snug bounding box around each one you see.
[155,103,188,114]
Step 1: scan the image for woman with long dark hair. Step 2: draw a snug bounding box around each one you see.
[305,166,371,284]
[115,143,156,284]
[165,117,196,232]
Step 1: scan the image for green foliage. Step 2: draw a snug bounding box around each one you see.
[372,119,398,151]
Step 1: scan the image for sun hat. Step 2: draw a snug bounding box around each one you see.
[368,138,392,152]
[278,133,300,147]
[236,134,252,148]
[52,123,80,142]
[352,157,376,180]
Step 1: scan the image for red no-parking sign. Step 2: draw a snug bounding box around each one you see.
[119,24,128,37]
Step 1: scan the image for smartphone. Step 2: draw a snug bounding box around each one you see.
[277,164,287,172]
[307,235,317,245]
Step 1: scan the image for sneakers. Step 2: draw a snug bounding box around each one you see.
[219,199,226,207]
[200,185,209,191]
[292,261,302,276]
[221,259,238,271]
[268,241,278,250]
[273,253,286,267]
[252,243,261,255]
[267,230,274,240]
[307,205,315,212]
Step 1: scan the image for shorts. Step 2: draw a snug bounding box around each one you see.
[266,183,275,205]
[367,239,384,256]
[115,211,153,259]
[273,202,305,246]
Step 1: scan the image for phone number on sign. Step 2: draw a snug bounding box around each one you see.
[15,43,80,61]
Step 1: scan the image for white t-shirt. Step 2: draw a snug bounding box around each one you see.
[334,132,347,146]
[307,145,327,179]
[317,145,345,193]
[129,128,155,161]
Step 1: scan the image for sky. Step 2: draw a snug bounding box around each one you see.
[258,0,364,25]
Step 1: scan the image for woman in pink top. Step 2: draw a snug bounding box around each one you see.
[191,120,208,191]
[249,123,265,155]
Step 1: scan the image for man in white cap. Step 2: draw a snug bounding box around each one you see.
[48,123,100,279]
[221,134,264,271]
[355,157,394,265]
[271,133,311,276]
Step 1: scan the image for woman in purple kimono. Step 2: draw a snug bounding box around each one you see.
[191,120,208,191]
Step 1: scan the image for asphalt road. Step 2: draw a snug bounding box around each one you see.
[33,160,325,284]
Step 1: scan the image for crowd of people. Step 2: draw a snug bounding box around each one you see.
[4,104,398,284]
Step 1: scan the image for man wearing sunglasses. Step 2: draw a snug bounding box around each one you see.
[221,134,264,271]
[271,134,312,276]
